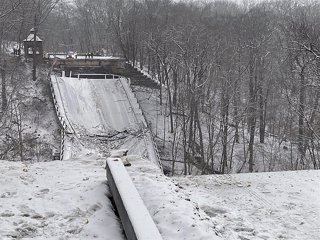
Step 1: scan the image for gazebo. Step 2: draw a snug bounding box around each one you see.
[23,28,44,62]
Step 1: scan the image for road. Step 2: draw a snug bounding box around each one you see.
[51,76,142,136]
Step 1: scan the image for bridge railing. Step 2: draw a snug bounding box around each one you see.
[106,158,163,240]
[118,78,163,171]
[48,75,68,160]
[75,73,122,79]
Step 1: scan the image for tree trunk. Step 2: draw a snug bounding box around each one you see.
[172,69,178,107]
[221,80,229,173]
[1,59,7,112]
[195,104,205,173]
[258,83,265,143]
[234,43,242,144]
[298,69,306,167]
[157,56,162,105]
[164,64,174,133]
[248,52,257,173]
[182,103,188,175]
[234,92,240,144]
[14,103,23,161]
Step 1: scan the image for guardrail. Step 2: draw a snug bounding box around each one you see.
[48,75,68,160]
[75,73,122,79]
[106,158,163,240]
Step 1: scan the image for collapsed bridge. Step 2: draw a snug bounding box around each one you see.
[49,70,163,239]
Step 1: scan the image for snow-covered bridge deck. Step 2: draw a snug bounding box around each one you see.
[50,75,145,136]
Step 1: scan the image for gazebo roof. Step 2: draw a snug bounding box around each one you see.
[23,33,43,42]
[23,29,43,42]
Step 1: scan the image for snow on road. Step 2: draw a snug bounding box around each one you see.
[51,76,140,136]
[0,157,124,240]
[125,155,222,240]
[126,155,320,240]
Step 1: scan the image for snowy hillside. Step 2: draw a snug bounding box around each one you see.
[174,170,320,240]
[0,157,124,240]
[1,157,319,239]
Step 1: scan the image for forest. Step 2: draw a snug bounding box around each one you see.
[0,0,319,174]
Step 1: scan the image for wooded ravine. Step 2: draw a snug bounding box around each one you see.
[0,0,319,175]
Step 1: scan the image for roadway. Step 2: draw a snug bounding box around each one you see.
[50,76,141,136]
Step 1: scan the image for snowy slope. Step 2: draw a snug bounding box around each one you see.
[126,155,222,240]
[1,157,319,239]
[174,170,320,240]
[0,157,124,240]
[126,155,320,240]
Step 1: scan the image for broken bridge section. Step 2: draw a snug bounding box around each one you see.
[50,74,162,169]
[50,75,145,136]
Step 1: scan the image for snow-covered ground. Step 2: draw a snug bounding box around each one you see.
[126,155,222,240]
[173,170,320,240]
[1,155,319,239]
[0,157,124,240]
[1,73,319,240]
[127,157,320,240]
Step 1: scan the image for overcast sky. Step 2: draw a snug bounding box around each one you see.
[178,0,317,4]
